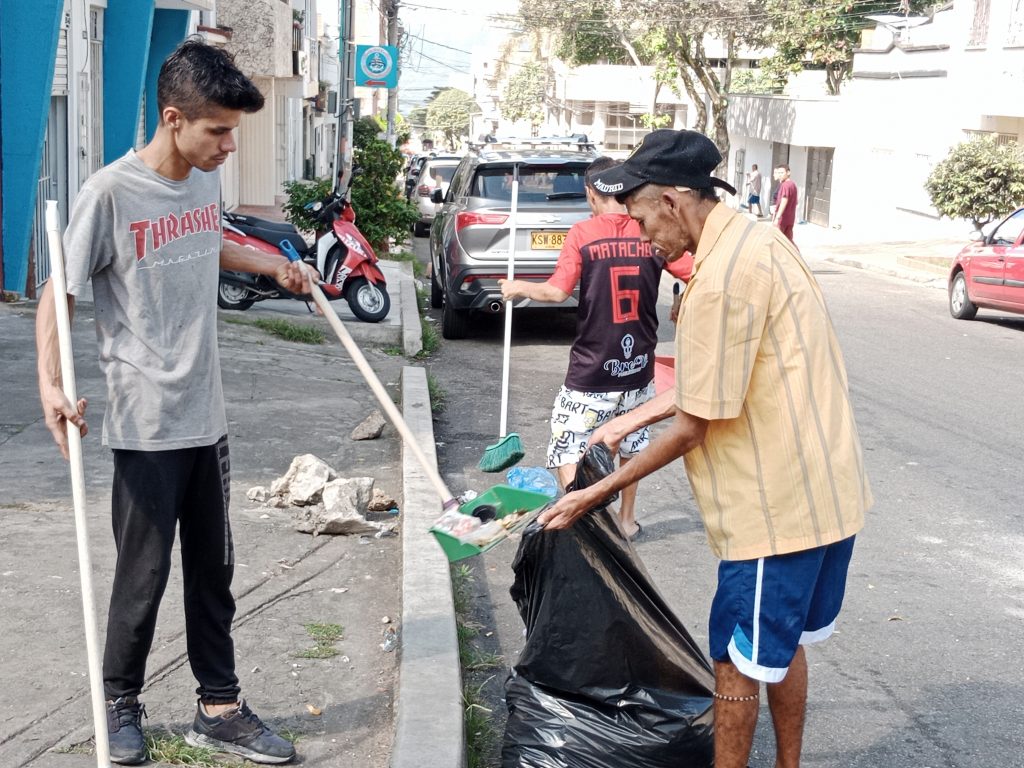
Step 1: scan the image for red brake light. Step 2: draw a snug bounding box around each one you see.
[342,205,356,223]
[456,212,509,232]
[417,184,432,196]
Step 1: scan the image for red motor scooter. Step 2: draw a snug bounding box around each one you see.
[218,181,390,322]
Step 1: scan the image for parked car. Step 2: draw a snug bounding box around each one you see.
[948,207,1024,320]
[429,136,597,339]
[411,156,461,236]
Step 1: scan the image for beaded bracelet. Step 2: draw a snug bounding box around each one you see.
[712,691,759,702]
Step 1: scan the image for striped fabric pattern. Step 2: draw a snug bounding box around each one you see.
[675,205,871,561]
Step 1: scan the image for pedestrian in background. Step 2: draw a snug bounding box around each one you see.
[36,39,306,766]
[773,163,799,244]
[500,156,691,540]
[743,163,763,217]
[539,129,871,768]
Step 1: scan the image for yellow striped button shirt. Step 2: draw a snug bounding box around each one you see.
[675,204,871,561]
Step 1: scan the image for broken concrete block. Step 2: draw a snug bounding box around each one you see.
[367,487,397,512]
[247,486,271,503]
[351,410,386,441]
[275,454,337,506]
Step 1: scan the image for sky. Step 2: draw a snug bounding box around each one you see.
[397,0,520,112]
[318,0,520,115]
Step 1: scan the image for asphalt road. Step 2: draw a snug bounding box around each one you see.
[413,232,1024,768]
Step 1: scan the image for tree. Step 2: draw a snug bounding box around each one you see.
[516,0,766,173]
[761,0,939,96]
[350,117,419,253]
[925,136,1024,231]
[426,88,477,150]
[502,62,547,134]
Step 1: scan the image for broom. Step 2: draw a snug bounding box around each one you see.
[478,166,525,473]
[45,201,112,768]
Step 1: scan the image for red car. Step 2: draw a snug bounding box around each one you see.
[949,207,1024,319]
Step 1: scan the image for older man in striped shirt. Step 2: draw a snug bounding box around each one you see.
[539,129,872,768]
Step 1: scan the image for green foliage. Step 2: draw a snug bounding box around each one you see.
[351,117,420,253]
[639,112,672,129]
[426,88,477,149]
[502,62,547,129]
[144,729,222,766]
[729,68,785,95]
[252,318,325,345]
[282,176,334,233]
[761,0,938,95]
[925,136,1024,230]
[296,622,344,658]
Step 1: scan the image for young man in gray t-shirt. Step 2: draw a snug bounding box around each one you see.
[36,39,307,766]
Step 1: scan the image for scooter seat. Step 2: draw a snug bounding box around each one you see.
[228,214,298,232]
[228,220,310,256]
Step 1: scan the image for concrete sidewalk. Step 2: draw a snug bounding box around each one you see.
[0,244,460,767]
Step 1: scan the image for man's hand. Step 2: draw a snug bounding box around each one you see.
[498,278,523,300]
[589,419,625,456]
[274,259,317,294]
[40,384,88,460]
[537,486,603,530]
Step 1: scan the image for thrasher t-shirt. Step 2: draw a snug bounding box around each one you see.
[549,213,690,393]
[63,150,226,450]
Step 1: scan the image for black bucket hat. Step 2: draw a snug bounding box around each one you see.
[591,129,737,201]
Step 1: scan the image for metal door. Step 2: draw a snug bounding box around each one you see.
[805,147,834,227]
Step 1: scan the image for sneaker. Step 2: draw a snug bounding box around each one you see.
[185,700,295,764]
[106,697,147,765]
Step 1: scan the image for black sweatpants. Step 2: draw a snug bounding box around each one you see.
[104,436,240,704]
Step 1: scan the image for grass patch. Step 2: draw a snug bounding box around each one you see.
[222,316,252,326]
[464,678,498,768]
[451,565,503,768]
[427,373,447,414]
[419,316,440,357]
[382,345,405,356]
[251,318,325,344]
[144,730,223,766]
[295,621,344,658]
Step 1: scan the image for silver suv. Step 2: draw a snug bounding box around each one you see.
[428,137,597,339]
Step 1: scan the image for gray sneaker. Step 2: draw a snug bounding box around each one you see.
[185,700,295,765]
[106,697,146,765]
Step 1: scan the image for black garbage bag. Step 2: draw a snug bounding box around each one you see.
[501,445,715,768]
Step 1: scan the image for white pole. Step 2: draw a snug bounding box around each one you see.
[498,171,519,438]
[45,201,111,768]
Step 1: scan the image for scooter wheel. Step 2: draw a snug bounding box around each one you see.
[346,277,390,322]
[217,280,255,311]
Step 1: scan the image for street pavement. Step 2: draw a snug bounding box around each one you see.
[413,219,1024,768]
[0,217,977,767]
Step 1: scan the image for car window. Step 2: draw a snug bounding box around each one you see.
[446,160,472,201]
[472,164,590,202]
[428,164,458,184]
[991,210,1024,246]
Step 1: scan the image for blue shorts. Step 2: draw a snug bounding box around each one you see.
[748,194,761,205]
[709,535,856,683]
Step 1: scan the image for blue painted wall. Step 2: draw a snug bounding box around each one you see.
[103,1,155,164]
[0,0,63,294]
[144,10,192,144]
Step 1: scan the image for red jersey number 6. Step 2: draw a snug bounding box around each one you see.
[610,265,641,323]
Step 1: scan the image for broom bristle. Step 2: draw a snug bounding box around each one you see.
[478,433,525,473]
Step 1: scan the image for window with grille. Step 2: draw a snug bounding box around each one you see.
[968,0,990,47]
[963,129,1018,145]
[1008,0,1024,46]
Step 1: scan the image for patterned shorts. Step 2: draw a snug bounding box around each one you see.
[547,382,656,468]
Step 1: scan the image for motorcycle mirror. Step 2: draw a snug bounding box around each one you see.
[351,167,366,178]
[311,201,324,212]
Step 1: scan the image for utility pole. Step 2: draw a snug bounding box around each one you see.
[336,0,355,189]
[385,0,399,147]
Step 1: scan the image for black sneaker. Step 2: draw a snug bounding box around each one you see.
[185,700,295,764]
[106,697,147,765]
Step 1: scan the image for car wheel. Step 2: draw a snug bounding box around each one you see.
[413,221,429,237]
[949,272,977,320]
[346,277,391,322]
[217,279,255,311]
[441,294,470,339]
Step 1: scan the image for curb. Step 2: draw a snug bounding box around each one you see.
[392,366,465,768]
[395,260,423,357]
[823,257,948,287]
